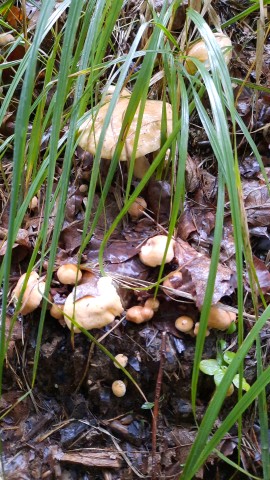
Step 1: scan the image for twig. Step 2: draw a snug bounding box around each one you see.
[151,331,166,480]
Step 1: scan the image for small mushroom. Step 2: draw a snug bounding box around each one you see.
[185,32,232,75]
[13,271,46,315]
[29,196,38,211]
[78,87,173,177]
[144,297,160,312]
[112,380,126,397]
[128,197,147,221]
[113,354,128,369]
[57,264,82,285]
[0,33,15,47]
[194,322,210,337]
[126,305,154,324]
[207,306,236,331]
[163,270,183,291]
[175,316,194,335]
[50,303,65,320]
[139,235,175,267]
[63,276,124,332]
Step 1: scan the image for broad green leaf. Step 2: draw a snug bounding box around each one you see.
[223,351,236,365]
[199,360,220,376]
[233,375,251,392]
[214,367,227,386]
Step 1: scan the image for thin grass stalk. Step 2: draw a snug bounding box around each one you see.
[0,0,56,396]
[181,302,270,478]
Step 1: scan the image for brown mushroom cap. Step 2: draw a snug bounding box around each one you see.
[63,276,124,332]
[126,305,154,324]
[13,272,46,315]
[139,235,175,267]
[207,306,236,330]
[144,297,160,312]
[175,316,194,333]
[57,264,82,285]
[112,380,126,397]
[128,197,147,220]
[185,33,232,75]
[78,88,173,161]
[113,354,128,369]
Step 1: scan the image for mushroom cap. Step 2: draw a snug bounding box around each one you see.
[13,271,45,315]
[57,264,82,285]
[194,322,210,336]
[128,197,147,220]
[112,380,126,397]
[126,305,154,324]
[139,235,175,267]
[63,276,124,332]
[175,315,194,333]
[144,297,160,312]
[207,306,236,330]
[113,354,128,369]
[50,303,65,320]
[78,90,173,161]
[185,32,232,74]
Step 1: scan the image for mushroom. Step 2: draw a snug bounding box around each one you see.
[113,354,128,369]
[139,235,175,267]
[185,32,232,75]
[13,271,46,315]
[78,87,173,178]
[193,306,236,335]
[144,297,160,312]
[0,33,15,47]
[63,276,124,332]
[128,197,147,221]
[57,264,82,285]
[126,305,154,324]
[175,316,194,335]
[162,270,183,291]
[112,380,126,397]
[194,322,210,337]
[50,303,65,320]
[207,306,236,331]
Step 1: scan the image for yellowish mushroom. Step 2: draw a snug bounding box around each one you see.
[175,316,194,335]
[13,271,46,315]
[128,197,147,221]
[113,354,128,369]
[139,235,175,267]
[112,380,126,397]
[78,87,173,179]
[126,305,154,324]
[57,264,82,285]
[185,32,232,75]
[63,276,124,332]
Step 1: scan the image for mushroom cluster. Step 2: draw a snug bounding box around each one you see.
[78,87,173,179]
[126,297,160,324]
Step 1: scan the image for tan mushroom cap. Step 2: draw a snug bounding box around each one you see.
[126,305,154,324]
[57,264,82,285]
[112,380,126,397]
[13,271,46,315]
[207,306,236,330]
[175,316,194,333]
[78,89,173,161]
[185,33,232,75]
[63,276,124,332]
[113,354,128,369]
[139,235,175,267]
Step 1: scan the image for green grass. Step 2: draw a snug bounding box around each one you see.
[0,1,269,478]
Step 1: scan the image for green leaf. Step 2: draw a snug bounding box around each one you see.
[232,375,251,392]
[199,359,220,376]
[223,351,236,365]
[141,402,155,410]
[214,367,227,386]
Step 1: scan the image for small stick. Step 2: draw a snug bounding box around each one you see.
[151,331,167,480]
